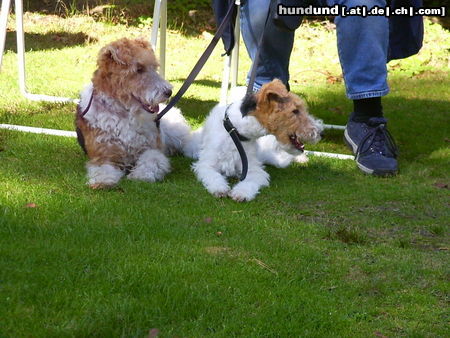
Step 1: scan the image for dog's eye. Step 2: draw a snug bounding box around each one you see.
[292,109,300,115]
[136,64,145,73]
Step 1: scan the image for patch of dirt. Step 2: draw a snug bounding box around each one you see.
[204,246,231,255]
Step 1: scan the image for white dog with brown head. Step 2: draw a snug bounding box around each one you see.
[192,79,323,201]
[76,38,193,188]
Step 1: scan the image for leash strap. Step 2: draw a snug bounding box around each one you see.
[223,105,249,181]
[223,113,250,143]
[223,4,272,181]
[80,91,94,117]
[224,4,272,180]
[155,1,237,123]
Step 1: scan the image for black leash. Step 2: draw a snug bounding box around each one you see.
[223,104,249,181]
[80,91,94,117]
[222,2,273,181]
[154,0,271,182]
[154,1,238,124]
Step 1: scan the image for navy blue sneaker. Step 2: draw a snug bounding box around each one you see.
[344,116,399,176]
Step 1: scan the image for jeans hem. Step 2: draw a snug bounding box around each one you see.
[347,88,389,100]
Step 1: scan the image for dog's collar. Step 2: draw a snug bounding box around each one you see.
[223,104,250,142]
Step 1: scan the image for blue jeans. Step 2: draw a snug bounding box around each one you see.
[240,0,389,99]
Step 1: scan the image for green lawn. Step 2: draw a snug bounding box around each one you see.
[0,11,449,337]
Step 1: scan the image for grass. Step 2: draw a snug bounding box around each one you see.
[0,10,449,337]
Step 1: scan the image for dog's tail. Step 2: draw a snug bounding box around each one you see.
[159,105,202,159]
[182,126,203,160]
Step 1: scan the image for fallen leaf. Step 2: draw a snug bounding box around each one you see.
[204,217,212,223]
[148,328,160,338]
[25,203,37,208]
[216,231,223,236]
[374,331,387,338]
[329,107,345,115]
[433,183,448,189]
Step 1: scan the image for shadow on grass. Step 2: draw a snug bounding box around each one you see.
[4,31,97,52]
[0,76,448,175]
[173,79,222,89]
[176,96,217,124]
[291,81,450,162]
[0,127,356,200]
[24,1,216,37]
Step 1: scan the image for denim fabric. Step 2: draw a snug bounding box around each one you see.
[240,0,390,99]
[240,0,295,90]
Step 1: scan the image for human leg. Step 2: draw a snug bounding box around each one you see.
[329,0,398,175]
[240,0,295,90]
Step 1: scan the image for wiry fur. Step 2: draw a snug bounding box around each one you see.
[75,38,192,188]
[192,80,323,201]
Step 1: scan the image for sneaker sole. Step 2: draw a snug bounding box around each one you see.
[344,128,357,154]
[357,161,397,176]
[344,128,398,177]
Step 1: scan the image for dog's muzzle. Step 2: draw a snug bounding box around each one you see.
[289,134,305,152]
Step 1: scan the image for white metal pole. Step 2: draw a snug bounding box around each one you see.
[220,55,231,105]
[0,123,353,160]
[159,0,167,78]
[15,0,26,95]
[14,0,77,103]
[150,0,161,50]
[323,124,346,130]
[305,150,353,160]
[0,124,77,137]
[0,0,12,70]
[230,6,240,89]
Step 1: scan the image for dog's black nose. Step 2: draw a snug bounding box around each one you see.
[164,89,172,98]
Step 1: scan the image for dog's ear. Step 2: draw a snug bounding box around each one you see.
[240,93,257,116]
[258,79,289,104]
[104,45,128,65]
[134,38,152,51]
[99,39,134,66]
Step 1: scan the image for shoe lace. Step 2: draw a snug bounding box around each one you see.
[356,117,398,158]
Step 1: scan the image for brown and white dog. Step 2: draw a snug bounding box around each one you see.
[76,38,194,188]
[191,80,323,201]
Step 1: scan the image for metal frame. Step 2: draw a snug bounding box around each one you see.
[0,0,78,103]
[220,4,241,105]
[150,0,167,78]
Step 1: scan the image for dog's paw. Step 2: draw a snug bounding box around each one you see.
[128,149,171,182]
[229,185,257,202]
[213,189,230,198]
[127,170,164,182]
[293,153,309,164]
[87,163,123,188]
[208,184,230,198]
